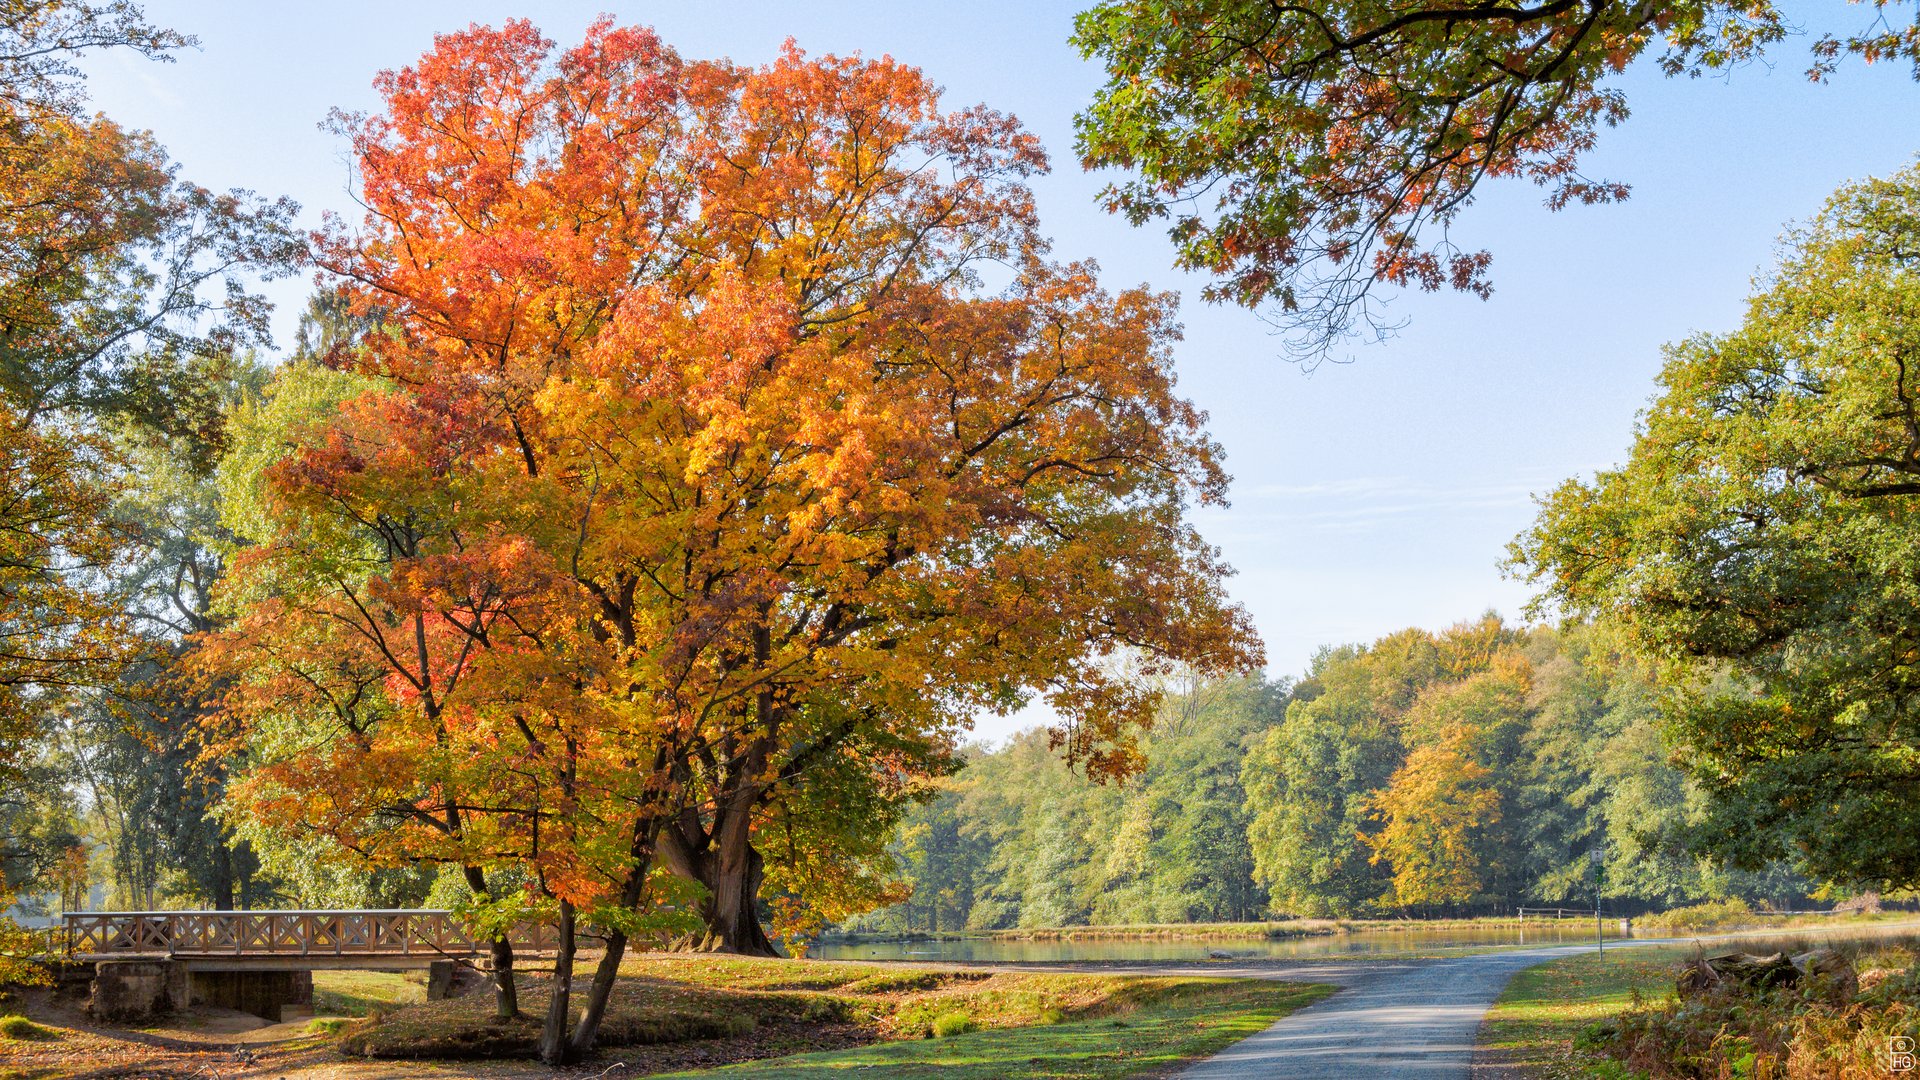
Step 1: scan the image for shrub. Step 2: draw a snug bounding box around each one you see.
[308,1017,352,1036]
[1594,941,1920,1079]
[930,1011,975,1038]
[0,1015,56,1041]
[1638,899,1755,933]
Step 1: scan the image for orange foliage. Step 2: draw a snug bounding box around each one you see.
[206,19,1258,933]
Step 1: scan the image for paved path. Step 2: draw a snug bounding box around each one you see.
[1174,945,1596,1079]
[988,945,1607,1079]
[1169,924,1920,1078]
[1020,947,1599,1078]
[974,922,1920,1078]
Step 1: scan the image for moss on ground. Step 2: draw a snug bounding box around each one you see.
[0,1013,58,1040]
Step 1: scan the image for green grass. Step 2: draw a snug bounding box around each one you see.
[0,1014,58,1041]
[649,979,1333,1079]
[929,1010,976,1037]
[323,954,1332,1075]
[312,969,427,1016]
[1478,947,1686,1079]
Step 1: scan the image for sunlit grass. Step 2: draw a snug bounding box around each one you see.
[1478,947,1685,1079]
[649,979,1332,1079]
[311,969,425,1017]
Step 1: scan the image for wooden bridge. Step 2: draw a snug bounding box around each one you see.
[55,910,559,1023]
[61,909,558,967]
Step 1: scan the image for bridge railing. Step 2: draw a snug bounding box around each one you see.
[1516,907,1625,921]
[62,910,559,959]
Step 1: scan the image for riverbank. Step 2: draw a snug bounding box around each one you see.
[824,910,1906,947]
[829,915,1575,945]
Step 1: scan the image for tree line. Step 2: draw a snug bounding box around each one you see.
[846,617,1810,934]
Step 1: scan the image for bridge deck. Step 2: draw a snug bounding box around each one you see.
[63,910,558,962]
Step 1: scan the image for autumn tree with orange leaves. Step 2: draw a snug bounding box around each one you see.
[204,18,1258,1063]
[1361,666,1528,908]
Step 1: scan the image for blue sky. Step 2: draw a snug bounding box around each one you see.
[81,2,1920,740]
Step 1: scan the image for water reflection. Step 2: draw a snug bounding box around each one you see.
[812,924,1630,964]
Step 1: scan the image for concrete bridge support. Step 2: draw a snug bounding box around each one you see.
[87,958,454,1023]
[87,960,188,1023]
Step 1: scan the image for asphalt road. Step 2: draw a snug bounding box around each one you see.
[1173,945,1598,1079]
[985,922,1920,1078]
[1006,943,1608,1079]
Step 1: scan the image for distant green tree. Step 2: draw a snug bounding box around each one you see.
[889,775,987,933]
[1241,632,1446,916]
[1513,162,1920,892]
[61,367,276,910]
[846,621,1812,928]
[1133,678,1280,921]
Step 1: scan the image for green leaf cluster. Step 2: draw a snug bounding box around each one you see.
[1512,160,1920,892]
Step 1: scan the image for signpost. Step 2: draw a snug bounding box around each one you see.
[1590,847,1605,954]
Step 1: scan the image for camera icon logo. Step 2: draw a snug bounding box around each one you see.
[1891,1035,1916,1072]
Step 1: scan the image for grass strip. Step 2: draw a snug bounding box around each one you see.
[1477,947,1685,1079]
[649,978,1333,1079]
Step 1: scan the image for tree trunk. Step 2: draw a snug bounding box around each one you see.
[538,899,576,1065]
[211,842,234,911]
[564,823,661,1060]
[566,924,630,1059]
[463,865,519,1020]
[659,817,777,956]
[702,837,775,955]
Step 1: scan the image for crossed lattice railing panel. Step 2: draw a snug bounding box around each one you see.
[62,911,559,957]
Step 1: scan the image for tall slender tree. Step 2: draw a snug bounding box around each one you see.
[0,2,298,924]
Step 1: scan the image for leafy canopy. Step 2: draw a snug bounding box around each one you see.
[206,20,1258,1045]
[1072,0,1919,359]
[1512,160,1920,891]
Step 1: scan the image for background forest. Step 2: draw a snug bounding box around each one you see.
[845,617,1809,933]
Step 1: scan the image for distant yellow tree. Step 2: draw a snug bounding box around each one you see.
[1363,725,1502,908]
[1362,661,1531,909]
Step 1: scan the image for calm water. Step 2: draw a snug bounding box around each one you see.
[812,923,1630,964]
